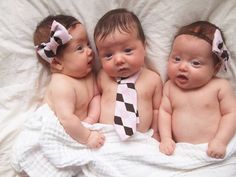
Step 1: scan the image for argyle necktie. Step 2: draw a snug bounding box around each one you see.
[114,71,140,141]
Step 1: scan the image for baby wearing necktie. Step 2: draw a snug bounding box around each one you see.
[94,8,163,141]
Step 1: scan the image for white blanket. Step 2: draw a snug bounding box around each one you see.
[12,104,236,177]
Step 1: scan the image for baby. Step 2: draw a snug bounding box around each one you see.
[94,8,163,140]
[158,21,236,158]
[34,15,105,148]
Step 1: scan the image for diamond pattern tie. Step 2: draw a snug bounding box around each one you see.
[114,71,140,141]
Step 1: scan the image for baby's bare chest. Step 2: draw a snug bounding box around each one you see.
[171,89,220,112]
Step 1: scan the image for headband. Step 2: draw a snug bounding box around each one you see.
[212,29,230,71]
[36,20,72,63]
[176,28,231,71]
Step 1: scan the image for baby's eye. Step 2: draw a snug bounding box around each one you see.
[173,56,181,62]
[124,48,132,54]
[191,60,201,67]
[77,45,84,52]
[104,53,112,60]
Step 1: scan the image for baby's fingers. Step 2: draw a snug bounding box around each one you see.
[208,151,224,159]
[165,145,175,155]
[160,144,174,155]
[99,135,105,145]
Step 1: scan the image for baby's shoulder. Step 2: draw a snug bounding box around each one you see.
[46,74,76,99]
[210,77,233,91]
[210,77,231,87]
[138,68,163,90]
[141,68,162,84]
[141,68,162,82]
[50,73,71,86]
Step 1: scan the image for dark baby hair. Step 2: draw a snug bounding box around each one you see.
[94,8,145,44]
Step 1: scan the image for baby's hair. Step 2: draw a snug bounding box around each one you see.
[33,15,80,67]
[175,21,226,65]
[94,8,145,44]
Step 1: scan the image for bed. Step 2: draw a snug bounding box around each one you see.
[1,0,236,176]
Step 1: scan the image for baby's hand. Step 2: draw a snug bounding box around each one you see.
[207,138,227,159]
[86,131,105,149]
[159,138,176,155]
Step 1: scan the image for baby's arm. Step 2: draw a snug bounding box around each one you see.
[158,81,176,155]
[151,74,163,141]
[207,80,236,158]
[83,74,101,124]
[50,78,104,148]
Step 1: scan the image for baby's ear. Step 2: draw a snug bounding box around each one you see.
[51,58,63,71]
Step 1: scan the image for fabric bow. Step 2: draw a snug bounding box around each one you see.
[212,29,231,71]
[36,20,72,63]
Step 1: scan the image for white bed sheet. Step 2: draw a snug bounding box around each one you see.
[0,0,236,176]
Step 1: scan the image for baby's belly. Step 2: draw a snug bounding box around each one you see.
[172,115,219,144]
[99,116,114,124]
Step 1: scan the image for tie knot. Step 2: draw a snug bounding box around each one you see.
[116,71,141,84]
[117,78,134,85]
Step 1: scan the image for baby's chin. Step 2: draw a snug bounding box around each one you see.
[116,70,141,78]
[112,72,130,78]
[66,69,92,79]
[174,81,206,90]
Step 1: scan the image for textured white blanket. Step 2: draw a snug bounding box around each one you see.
[12,104,236,177]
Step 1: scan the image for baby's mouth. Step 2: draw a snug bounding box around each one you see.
[176,74,188,83]
[88,59,93,65]
[118,67,128,72]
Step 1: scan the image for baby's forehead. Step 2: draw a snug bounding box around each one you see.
[174,34,211,46]
[98,30,140,45]
[63,25,88,50]
[172,35,213,55]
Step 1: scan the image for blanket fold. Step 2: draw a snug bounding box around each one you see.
[11,104,236,177]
